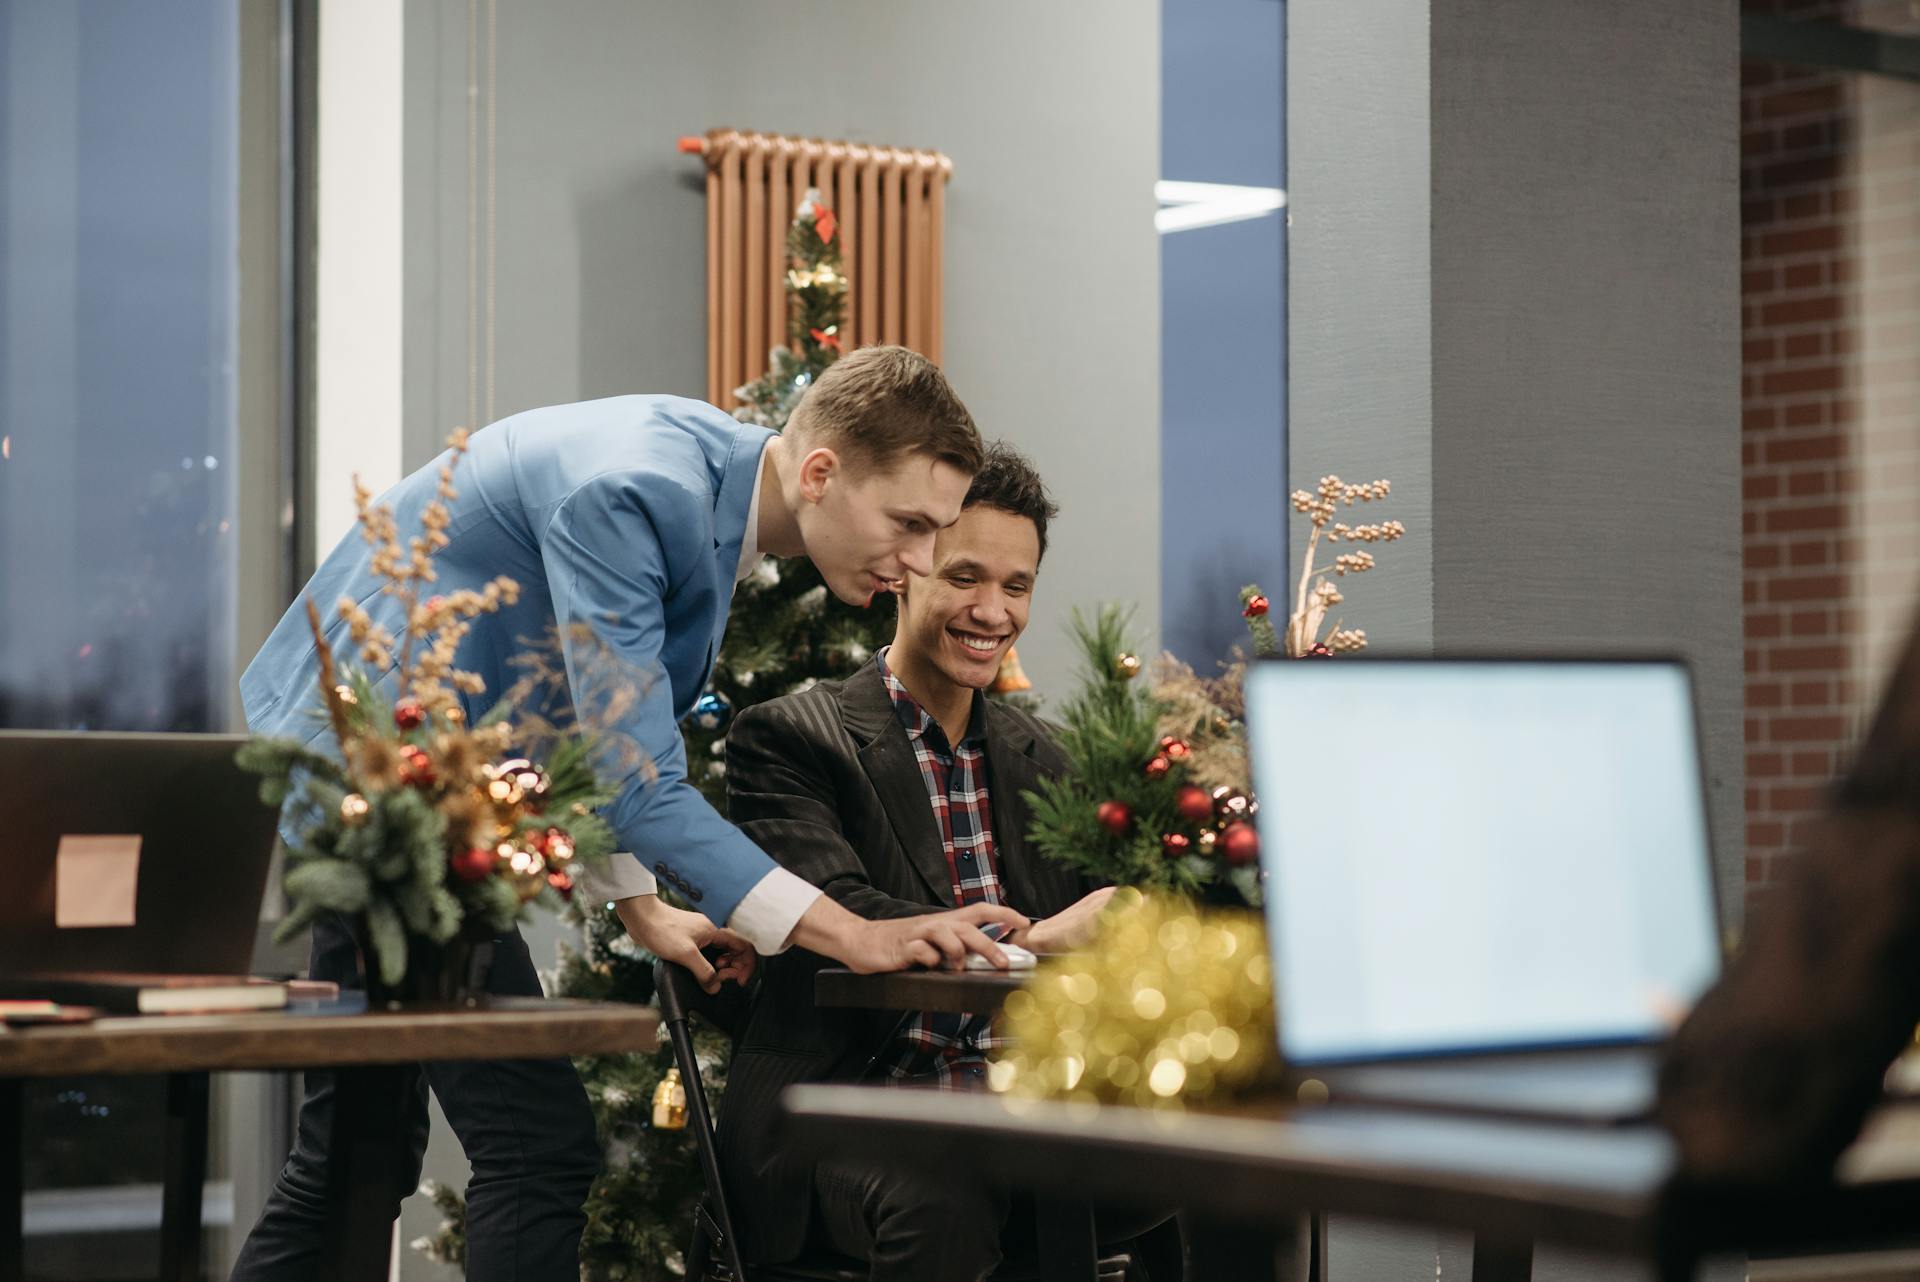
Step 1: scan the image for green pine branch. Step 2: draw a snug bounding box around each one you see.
[1022,606,1237,902]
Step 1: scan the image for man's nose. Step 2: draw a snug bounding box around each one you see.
[969,593,1012,629]
[896,532,935,578]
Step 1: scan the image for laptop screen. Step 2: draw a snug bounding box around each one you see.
[1245,659,1722,1066]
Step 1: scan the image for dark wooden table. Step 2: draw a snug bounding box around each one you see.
[779,1084,1920,1282]
[0,996,657,1282]
[810,967,1293,1280]
[814,965,1028,1014]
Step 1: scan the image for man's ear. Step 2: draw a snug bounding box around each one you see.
[797,446,838,504]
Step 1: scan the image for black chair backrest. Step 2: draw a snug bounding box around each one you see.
[655,953,754,1038]
[655,957,752,1282]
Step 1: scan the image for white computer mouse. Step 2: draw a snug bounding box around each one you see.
[964,942,1036,970]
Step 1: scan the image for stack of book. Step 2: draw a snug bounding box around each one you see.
[0,973,293,1016]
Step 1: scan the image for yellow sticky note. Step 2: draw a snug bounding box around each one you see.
[55,835,142,928]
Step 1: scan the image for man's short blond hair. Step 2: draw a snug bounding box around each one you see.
[787,345,984,477]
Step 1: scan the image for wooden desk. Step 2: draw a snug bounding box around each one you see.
[813,965,1027,1014]
[808,967,1254,1281]
[778,1085,1920,1282]
[0,997,657,1282]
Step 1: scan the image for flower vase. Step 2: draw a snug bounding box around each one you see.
[358,921,497,1008]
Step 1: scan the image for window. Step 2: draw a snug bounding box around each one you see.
[0,0,296,1272]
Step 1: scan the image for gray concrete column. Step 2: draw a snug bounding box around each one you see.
[1289,0,1743,917]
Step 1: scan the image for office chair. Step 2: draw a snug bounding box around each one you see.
[652,958,1145,1281]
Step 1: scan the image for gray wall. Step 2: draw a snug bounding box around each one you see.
[402,0,1161,702]
[1290,0,1742,914]
[1429,0,1743,918]
[1291,2,1740,1279]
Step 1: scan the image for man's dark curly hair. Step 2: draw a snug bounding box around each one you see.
[963,441,1059,563]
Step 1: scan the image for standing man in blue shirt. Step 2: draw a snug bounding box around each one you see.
[230,346,1027,1281]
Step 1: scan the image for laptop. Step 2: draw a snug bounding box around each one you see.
[0,731,282,979]
[1244,657,1724,1125]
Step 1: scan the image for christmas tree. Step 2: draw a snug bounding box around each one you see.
[729,188,846,434]
[686,186,895,804]
[413,191,895,1280]
[1023,599,1270,909]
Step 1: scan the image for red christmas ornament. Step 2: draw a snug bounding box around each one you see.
[1212,785,1251,823]
[546,869,575,899]
[1095,800,1133,836]
[1175,785,1214,824]
[1143,754,1172,780]
[1243,594,1271,619]
[398,744,436,788]
[815,206,838,244]
[810,326,842,352]
[449,846,495,883]
[1306,643,1333,659]
[394,699,426,731]
[1159,736,1191,761]
[1220,822,1260,866]
[1161,832,1193,858]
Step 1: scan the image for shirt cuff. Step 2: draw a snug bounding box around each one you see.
[578,853,657,902]
[728,864,823,956]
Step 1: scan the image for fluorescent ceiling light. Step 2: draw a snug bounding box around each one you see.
[1156,179,1287,234]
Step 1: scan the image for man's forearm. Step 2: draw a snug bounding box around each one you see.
[612,892,660,942]
[784,895,869,959]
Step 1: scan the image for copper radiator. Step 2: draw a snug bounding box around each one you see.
[680,128,954,410]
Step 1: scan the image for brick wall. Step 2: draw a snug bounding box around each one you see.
[1742,0,1920,894]
[1741,45,1856,890]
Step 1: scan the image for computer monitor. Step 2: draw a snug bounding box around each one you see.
[1244,658,1722,1066]
[0,731,281,976]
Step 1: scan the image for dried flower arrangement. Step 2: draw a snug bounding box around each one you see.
[1283,475,1405,657]
[237,431,618,993]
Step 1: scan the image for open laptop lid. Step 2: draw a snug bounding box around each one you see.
[1245,658,1722,1068]
[0,731,280,977]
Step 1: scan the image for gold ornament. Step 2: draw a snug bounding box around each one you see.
[992,645,1033,693]
[484,758,550,813]
[1113,652,1143,680]
[339,793,370,825]
[652,1067,688,1129]
[786,265,845,293]
[495,841,549,902]
[990,889,1275,1108]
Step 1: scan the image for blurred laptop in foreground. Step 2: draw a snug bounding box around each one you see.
[1246,657,1723,1124]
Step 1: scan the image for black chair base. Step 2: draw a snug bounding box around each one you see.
[656,958,1142,1282]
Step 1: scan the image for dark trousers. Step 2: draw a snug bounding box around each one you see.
[813,1157,1172,1282]
[229,913,601,1282]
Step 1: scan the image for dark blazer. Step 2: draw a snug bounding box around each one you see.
[715,659,1091,1263]
[1658,611,1920,1185]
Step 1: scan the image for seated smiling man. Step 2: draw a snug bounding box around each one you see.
[718,443,1162,1281]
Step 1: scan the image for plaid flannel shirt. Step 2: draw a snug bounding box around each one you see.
[872,647,1008,1088]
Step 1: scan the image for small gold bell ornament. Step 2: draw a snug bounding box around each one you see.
[651,1067,689,1130]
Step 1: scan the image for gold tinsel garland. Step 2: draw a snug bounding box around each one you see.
[989,889,1277,1108]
